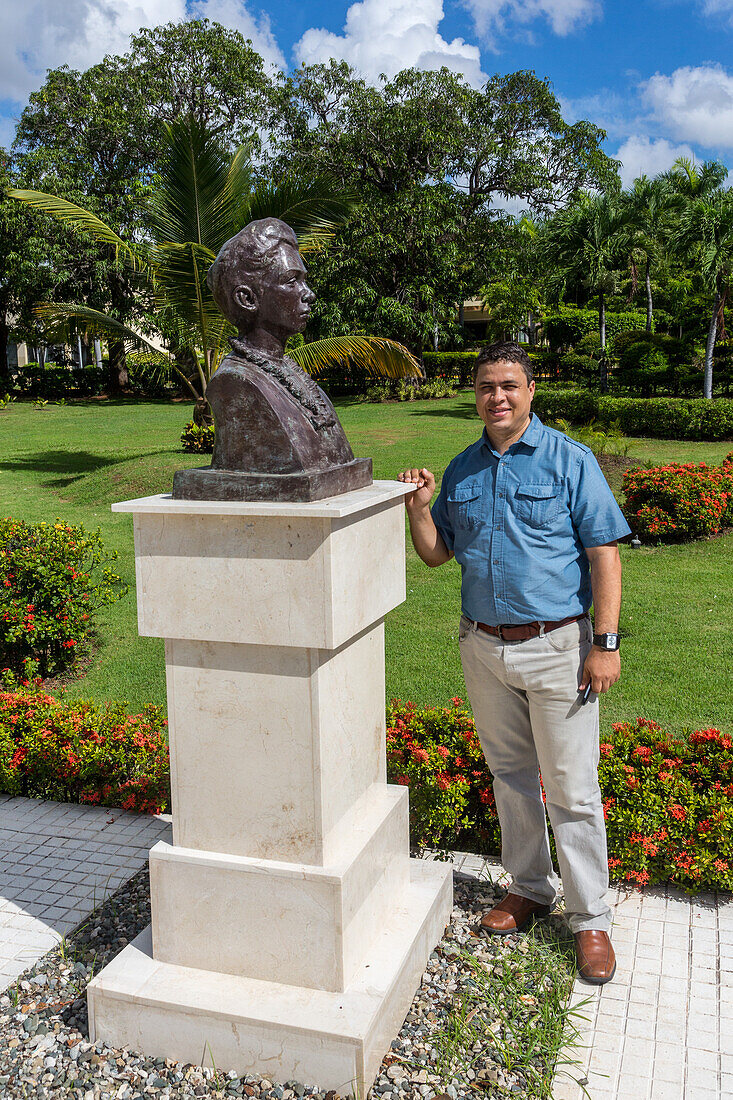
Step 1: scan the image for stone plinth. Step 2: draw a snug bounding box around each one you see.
[87,482,452,1093]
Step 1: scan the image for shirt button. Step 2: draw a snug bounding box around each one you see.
[493,559,499,564]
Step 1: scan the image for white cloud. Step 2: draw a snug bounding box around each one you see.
[613,135,697,187]
[0,0,285,106]
[294,0,486,87]
[464,0,601,44]
[701,0,733,19]
[642,63,733,149]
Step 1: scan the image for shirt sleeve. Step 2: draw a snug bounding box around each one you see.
[430,473,455,553]
[570,451,631,547]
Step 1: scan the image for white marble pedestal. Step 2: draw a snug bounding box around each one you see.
[87,482,452,1094]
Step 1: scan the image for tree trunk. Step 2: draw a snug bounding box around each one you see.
[599,290,606,350]
[0,312,9,386]
[645,260,653,333]
[704,292,720,400]
[108,340,129,394]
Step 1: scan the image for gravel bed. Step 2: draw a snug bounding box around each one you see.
[0,867,573,1100]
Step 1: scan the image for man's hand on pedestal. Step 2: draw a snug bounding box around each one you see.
[398,467,436,511]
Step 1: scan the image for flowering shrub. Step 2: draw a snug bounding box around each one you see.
[622,455,733,541]
[180,421,215,453]
[0,674,170,814]
[0,518,127,676]
[387,698,500,852]
[601,718,733,892]
[388,701,733,892]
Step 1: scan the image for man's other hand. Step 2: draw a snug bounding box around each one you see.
[398,467,436,510]
[580,648,620,696]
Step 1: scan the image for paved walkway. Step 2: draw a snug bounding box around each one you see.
[437,850,731,1100]
[0,795,171,989]
[0,798,728,1098]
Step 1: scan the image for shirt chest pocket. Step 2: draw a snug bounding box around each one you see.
[514,482,562,528]
[447,482,482,530]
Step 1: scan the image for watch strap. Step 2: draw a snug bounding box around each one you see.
[593,632,620,651]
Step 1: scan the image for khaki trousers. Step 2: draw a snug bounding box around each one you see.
[459,614,611,932]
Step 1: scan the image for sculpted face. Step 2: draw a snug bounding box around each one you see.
[208,218,317,358]
[234,243,315,345]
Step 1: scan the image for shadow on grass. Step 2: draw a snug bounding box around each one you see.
[0,449,178,487]
[408,403,478,420]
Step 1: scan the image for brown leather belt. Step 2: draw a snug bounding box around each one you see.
[475,613,585,642]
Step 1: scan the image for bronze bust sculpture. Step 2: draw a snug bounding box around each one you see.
[172,218,372,502]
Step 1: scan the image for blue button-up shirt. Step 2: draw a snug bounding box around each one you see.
[430,414,631,626]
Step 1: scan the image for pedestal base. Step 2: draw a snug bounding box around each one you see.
[172,458,372,503]
[88,860,452,1094]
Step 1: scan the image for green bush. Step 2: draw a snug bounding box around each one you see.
[422,351,476,386]
[532,388,599,424]
[622,456,733,541]
[0,518,127,676]
[543,307,646,350]
[181,421,215,453]
[388,700,733,892]
[13,365,107,399]
[557,351,597,385]
[602,719,733,891]
[532,390,733,440]
[0,675,169,814]
[386,697,501,852]
[361,378,457,403]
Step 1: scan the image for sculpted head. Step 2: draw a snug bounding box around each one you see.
[207,217,315,352]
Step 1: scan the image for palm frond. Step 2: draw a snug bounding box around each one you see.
[33,303,166,352]
[8,190,150,275]
[148,118,237,250]
[245,176,355,247]
[291,336,421,378]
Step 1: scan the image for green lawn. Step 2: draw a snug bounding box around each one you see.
[1,394,731,735]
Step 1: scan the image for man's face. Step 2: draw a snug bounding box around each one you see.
[474,359,535,440]
[254,244,315,339]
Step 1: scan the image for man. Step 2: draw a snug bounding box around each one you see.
[398,340,630,984]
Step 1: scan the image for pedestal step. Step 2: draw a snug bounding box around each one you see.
[88,859,452,1094]
[150,784,410,991]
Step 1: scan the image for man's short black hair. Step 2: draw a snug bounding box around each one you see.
[475,340,534,384]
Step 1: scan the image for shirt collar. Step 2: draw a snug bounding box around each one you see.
[481,412,544,455]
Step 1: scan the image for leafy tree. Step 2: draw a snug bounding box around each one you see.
[675,188,733,398]
[540,192,630,389]
[622,175,680,333]
[269,64,616,350]
[11,118,418,420]
[11,19,276,391]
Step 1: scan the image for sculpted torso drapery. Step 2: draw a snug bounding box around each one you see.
[173,218,372,502]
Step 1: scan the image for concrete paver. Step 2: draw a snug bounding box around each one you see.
[0,794,171,990]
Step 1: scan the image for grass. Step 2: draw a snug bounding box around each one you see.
[0,394,731,734]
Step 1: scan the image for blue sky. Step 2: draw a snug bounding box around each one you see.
[3,0,733,186]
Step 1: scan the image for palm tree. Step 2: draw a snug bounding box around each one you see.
[9,117,419,420]
[664,157,728,201]
[541,192,630,390]
[675,188,733,398]
[622,175,680,333]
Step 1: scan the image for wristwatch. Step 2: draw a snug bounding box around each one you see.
[593,632,620,651]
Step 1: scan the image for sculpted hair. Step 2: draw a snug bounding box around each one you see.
[207,217,299,328]
[475,340,534,384]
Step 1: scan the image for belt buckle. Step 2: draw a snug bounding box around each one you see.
[497,624,507,641]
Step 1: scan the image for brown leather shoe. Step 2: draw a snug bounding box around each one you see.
[480,892,554,935]
[574,930,616,984]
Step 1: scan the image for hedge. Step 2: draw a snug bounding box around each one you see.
[422,351,477,386]
[533,389,733,441]
[387,700,733,893]
[13,365,107,399]
[543,307,647,350]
